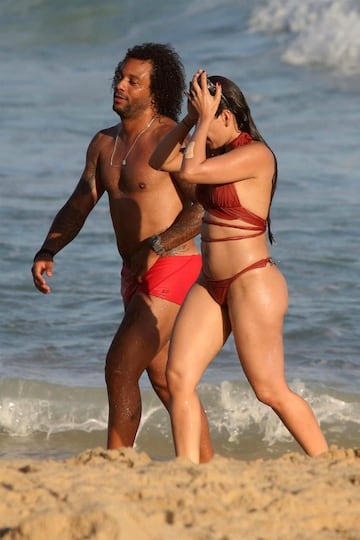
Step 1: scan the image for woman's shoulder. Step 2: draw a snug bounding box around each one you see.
[242,139,275,165]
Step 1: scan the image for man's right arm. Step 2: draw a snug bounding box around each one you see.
[32,135,105,293]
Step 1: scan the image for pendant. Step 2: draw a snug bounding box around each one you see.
[122,159,126,166]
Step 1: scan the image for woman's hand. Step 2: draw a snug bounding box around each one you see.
[186,70,222,122]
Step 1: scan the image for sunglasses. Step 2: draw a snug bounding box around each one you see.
[201,77,217,95]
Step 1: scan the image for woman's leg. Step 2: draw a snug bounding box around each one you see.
[147,342,214,463]
[228,266,328,456]
[167,283,230,463]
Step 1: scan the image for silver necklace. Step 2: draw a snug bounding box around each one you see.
[110,116,156,167]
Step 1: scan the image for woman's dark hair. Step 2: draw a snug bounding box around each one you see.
[112,43,185,121]
[208,75,277,244]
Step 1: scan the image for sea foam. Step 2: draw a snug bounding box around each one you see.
[249,0,360,74]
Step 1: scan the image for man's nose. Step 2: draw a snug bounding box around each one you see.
[115,78,127,91]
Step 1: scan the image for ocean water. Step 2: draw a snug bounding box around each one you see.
[1,0,359,462]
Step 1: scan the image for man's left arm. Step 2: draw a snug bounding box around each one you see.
[153,174,203,254]
[129,175,203,280]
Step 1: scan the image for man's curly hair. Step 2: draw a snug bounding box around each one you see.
[113,43,185,121]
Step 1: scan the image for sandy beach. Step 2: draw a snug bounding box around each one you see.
[0,445,359,540]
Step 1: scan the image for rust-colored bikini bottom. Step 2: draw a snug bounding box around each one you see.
[199,257,274,306]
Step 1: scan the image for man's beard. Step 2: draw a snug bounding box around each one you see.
[113,96,151,120]
[113,102,131,119]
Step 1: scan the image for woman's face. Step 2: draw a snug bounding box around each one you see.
[205,114,229,151]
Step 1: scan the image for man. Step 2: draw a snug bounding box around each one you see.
[31,43,213,462]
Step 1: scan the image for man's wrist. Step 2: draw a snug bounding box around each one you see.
[148,235,166,256]
[33,248,55,262]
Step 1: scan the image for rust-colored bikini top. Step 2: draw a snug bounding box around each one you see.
[195,132,266,242]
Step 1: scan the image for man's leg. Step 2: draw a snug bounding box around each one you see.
[105,292,180,449]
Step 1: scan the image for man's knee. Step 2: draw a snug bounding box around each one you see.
[105,349,142,391]
[105,362,122,393]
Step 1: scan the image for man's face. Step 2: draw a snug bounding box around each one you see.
[112,58,153,119]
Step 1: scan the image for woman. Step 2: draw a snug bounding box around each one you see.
[150,70,328,463]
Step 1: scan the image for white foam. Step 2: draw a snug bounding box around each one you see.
[211,379,359,447]
[0,394,108,438]
[249,0,360,75]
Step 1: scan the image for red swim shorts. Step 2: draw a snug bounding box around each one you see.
[121,255,202,307]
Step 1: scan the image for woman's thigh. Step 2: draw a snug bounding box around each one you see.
[168,283,230,387]
[228,265,289,388]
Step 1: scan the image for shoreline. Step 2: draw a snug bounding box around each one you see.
[1,446,359,539]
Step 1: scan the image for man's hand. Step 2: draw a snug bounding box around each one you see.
[31,256,54,294]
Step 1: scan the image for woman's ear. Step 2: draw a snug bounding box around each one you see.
[222,109,232,127]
